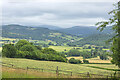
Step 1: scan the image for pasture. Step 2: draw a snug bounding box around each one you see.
[67,56,111,63]
[2,58,118,76]
[2,66,72,78]
[49,46,92,52]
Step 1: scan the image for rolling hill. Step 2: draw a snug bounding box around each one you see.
[35,25,62,30]
[57,26,113,37]
[2,24,114,47]
[2,24,81,45]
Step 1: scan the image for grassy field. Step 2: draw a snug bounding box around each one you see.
[2,66,75,78]
[2,58,119,77]
[49,46,91,52]
[49,46,76,52]
[67,56,111,63]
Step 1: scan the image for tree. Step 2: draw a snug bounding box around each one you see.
[15,40,30,50]
[20,44,36,52]
[83,59,89,64]
[81,51,92,59]
[2,44,17,58]
[67,49,80,56]
[69,58,82,64]
[35,45,42,50]
[99,53,108,60]
[110,37,120,66]
[96,2,120,68]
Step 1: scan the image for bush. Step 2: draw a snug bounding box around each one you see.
[2,44,17,58]
[69,58,82,64]
[67,49,80,56]
[99,53,108,60]
[83,59,89,64]
[81,51,92,59]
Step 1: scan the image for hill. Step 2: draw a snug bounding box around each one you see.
[35,25,62,30]
[67,33,114,47]
[2,24,81,45]
[2,24,114,47]
[57,26,113,37]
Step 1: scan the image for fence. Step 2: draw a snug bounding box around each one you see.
[1,62,120,78]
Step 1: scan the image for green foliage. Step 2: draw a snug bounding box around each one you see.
[81,51,92,59]
[2,44,17,58]
[15,40,30,50]
[99,53,108,60]
[3,40,67,63]
[83,59,89,64]
[96,2,120,68]
[67,49,80,56]
[69,58,82,64]
[42,48,57,54]
[110,37,120,67]
[35,45,42,50]
[20,44,36,52]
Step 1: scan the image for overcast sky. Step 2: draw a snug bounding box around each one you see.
[2,0,118,28]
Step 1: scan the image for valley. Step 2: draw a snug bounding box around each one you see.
[1,24,118,78]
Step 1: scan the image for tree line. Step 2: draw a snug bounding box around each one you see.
[2,40,67,62]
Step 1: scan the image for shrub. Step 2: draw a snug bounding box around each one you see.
[99,53,108,60]
[2,44,17,58]
[67,49,80,56]
[69,58,82,64]
[83,59,89,64]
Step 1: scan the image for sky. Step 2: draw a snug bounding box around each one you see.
[2,0,118,28]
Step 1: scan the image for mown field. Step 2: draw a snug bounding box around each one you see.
[2,58,118,77]
[67,56,111,63]
[49,46,92,52]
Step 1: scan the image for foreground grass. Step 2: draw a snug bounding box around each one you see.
[2,58,118,76]
[3,66,76,78]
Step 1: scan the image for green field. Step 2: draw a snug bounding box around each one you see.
[2,58,119,77]
[49,46,92,52]
[2,67,71,78]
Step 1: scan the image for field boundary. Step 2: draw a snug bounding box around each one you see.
[86,66,120,71]
[1,62,120,78]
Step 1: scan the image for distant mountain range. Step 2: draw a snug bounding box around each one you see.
[2,24,114,47]
[2,24,80,45]
[35,25,62,30]
[57,26,113,37]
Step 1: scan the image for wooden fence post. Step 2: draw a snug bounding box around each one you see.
[12,65,13,68]
[26,66,28,75]
[71,72,72,76]
[42,69,43,72]
[114,71,116,78]
[111,74,112,78]
[107,75,108,79]
[87,72,90,77]
[56,66,59,75]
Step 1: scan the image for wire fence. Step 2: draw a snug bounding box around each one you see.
[1,62,120,78]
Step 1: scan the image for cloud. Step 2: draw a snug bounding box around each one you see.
[2,0,117,28]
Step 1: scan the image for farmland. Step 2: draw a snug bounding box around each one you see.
[2,66,72,78]
[2,58,118,76]
[67,56,111,63]
[0,36,115,78]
